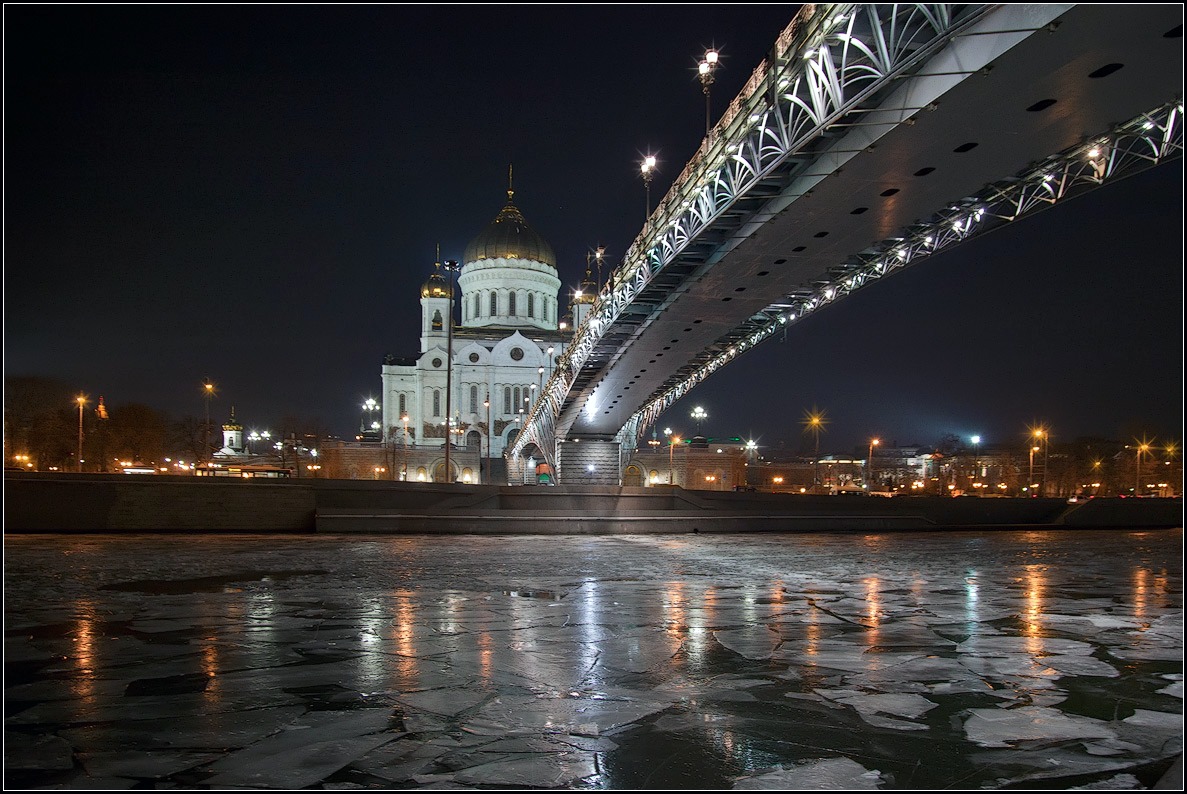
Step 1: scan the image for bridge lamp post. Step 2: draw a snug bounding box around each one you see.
[640,155,657,219]
[691,406,707,435]
[698,48,719,136]
[546,346,555,380]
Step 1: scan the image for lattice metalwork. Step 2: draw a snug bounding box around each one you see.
[511,3,994,462]
[625,101,1184,440]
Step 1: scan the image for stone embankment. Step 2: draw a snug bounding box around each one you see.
[5,473,1182,534]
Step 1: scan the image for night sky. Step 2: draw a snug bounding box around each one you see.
[5,5,1183,455]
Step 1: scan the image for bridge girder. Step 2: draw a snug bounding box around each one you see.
[510,2,1183,471]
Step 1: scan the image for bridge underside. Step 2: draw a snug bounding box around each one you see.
[558,4,1182,443]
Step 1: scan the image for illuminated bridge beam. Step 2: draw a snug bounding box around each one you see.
[624,102,1184,444]
[510,3,1182,480]
[513,2,1007,466]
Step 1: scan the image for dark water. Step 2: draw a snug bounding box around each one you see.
[4,529,1182,789]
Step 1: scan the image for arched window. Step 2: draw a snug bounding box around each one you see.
[431,310,442,330]
[490,292,498,316]
[527,293,535,318]
[509,292,517,316]
[470,385,477,414]
[504,386,511,414]
[398,394,406,415]
[513,387,521,408]
[474,293,480,318]
[433,390,440,416]
[544,300,549,323]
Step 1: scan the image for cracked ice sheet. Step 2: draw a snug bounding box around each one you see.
[393,688,490,717]
[592,633,682,673]
[733,758,884,789]
[76,750,222,779]
[452,750,597,787]
[204,733,399,788]
[773,639,924,673]
[821,691,939,720]
[466,693,674,736]
[964,706,1115,747]
[956,636,1096,656]
[713,627,782,660]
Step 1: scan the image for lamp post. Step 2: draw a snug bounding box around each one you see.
[691,406,707,435]
[802,408,827,492]
[401,413,410,480]
[970,435,981,492]
[546,346,555,380]
[698,48,720,136]
[483,394,491,485]
[202,380,215,462]
[76,394,86,472]
[667,430,680,486]
[443,259,459,483]
[867,438,880,489]
[1028,445,1039,497]
[1135,442,1151,496]
[361,398,380,435]
[640,155,657,219]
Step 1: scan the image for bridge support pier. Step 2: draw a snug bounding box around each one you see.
[557,439,621,485]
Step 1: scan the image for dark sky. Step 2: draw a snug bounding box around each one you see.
[4,5,1183,455]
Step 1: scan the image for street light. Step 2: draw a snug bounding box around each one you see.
[867,438,880,489]
[443,259,459,482]
[970,435,981,491]
[801,408,828,491]
[202,380,215,462]
[691,406,707,434]
[361,398,380,434]
[1028,445,1040,497]
[483,395,491,485]
[640,155,657,219]
[1135,440,1153,496]
[668,431,681,486]
[76,394,87,472]
[698,48,720,136]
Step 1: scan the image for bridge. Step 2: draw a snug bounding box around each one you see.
[509,3,1183,484]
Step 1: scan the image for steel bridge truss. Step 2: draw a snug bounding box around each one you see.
[510,4,1180,476]
[623,100,1184,445]
[512,3,1000,468]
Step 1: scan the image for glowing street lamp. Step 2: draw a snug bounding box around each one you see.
[801,408,828,490]
[1135,439,1153,496]
[698,48,720,135]
[640,155,657,219]
[970,435,981,489]
[201,380,216,462]
[691,406,708,434]
[76,394,87,472]
[668,431,681,486]
[867,438,880,489]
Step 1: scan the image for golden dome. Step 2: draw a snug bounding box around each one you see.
[463,190,556,267]
[572,268,598,305]
[421,268,452,298]
[222,407,243,432]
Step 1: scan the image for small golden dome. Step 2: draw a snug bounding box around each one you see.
[421,269,452,298]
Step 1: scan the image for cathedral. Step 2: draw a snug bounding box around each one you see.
[377,183,596,483]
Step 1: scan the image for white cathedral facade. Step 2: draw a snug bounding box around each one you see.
[380,186,595,480]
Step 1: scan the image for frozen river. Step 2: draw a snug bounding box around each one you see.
[4,529,1182,789]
